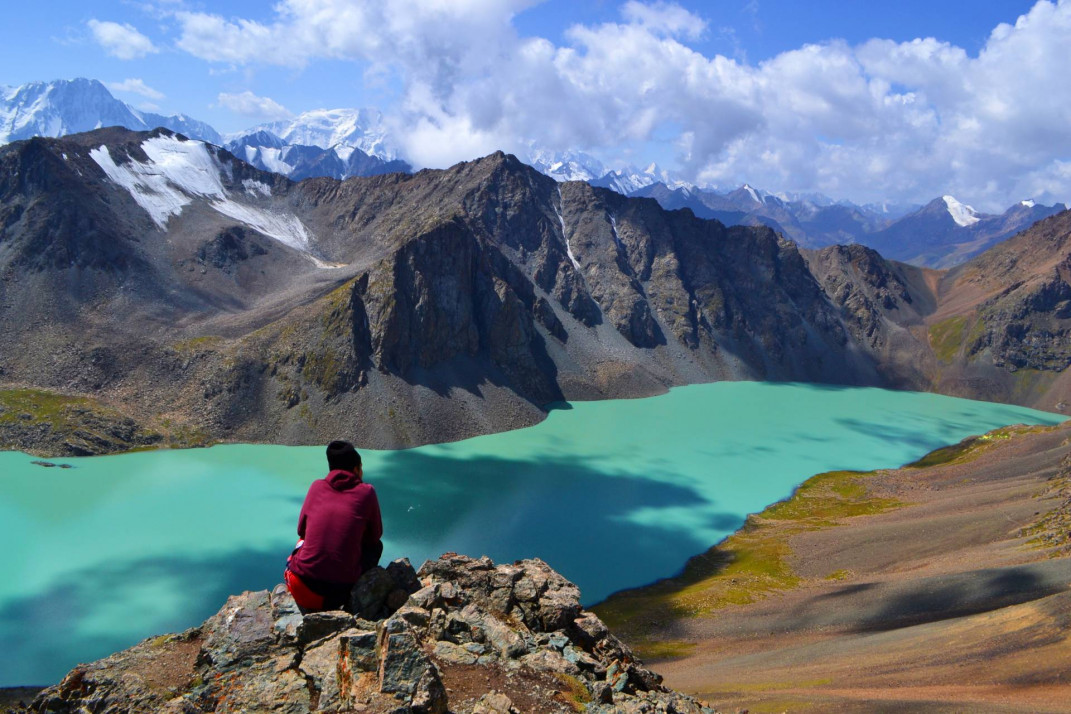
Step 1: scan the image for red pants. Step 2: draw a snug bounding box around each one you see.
[284,568,325,611]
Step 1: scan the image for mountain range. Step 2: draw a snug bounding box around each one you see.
[0,126,1068,456]
[1,78,1065,271]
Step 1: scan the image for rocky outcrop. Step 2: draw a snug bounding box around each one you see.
[21,555,716,714]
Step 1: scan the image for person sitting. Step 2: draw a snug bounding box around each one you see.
[284,440,383,611]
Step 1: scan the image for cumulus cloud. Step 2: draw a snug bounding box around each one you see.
[172,0,1071,209]
[217,91,293,120]
[106,78,165,100]
[87,19,159,60]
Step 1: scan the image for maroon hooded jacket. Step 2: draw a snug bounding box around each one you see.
[288,469,383,589]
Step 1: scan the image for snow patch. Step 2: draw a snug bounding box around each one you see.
[557,187,582,271]
[608,213,625,252]
[1021,199,1036,208]
[744,184,762,204]
[242,179,272,197]
[90,143,197,228]
[90,134,315,255]
[210,199,311,252]
[942,195,980,227]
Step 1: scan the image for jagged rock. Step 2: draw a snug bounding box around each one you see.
[200,590,275,669]
[349,558,421,620]
[296,610,355,645]
[24,554,719,714]
[271,583,303,643]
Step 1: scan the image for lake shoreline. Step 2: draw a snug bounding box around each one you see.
[598,420,1071,712]
[3,382,1066,688]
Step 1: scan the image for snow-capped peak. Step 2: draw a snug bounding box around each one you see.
[1020,199,1036,208]
[239,107,400,161]
[942,195,981,227]
[743,184,763,205]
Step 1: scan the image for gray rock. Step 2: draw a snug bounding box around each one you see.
[591,680,614,704]
[563,644,604,674]
[297,611,355,645]
[409,584,441,611]
[472,691,520,713]
[300,634,343,710]
[519,649,580,677]
[386,557,422,594]
[339,629,378,673]
[432,640,478,665]
[270,583,303,644]
[349,566,396,620]
[377,618,445,712]
[393,604,431,629]
[201,590,275,669]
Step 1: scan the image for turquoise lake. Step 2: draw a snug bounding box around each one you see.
[1,382,1066,686]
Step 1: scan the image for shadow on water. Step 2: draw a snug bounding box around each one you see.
[1,451,744,686]
[0,548,284,687]
[372,449,737,605]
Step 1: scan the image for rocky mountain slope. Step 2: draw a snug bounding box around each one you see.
[9,554,717,714]
[0,127,1068,456]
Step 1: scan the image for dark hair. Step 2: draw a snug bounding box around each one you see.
[326,440,361,472]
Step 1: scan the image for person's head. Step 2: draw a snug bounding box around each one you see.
[326,440,362,473]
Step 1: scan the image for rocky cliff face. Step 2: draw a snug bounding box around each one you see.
[0,128,1068,456]
[18,555,717,714]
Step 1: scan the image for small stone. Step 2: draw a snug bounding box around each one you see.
[472,690,519,713]
[563,645,603,673]
[439,581,459,601]
[409,584,441,611]
[393,604,431,629]
[433,641,478,665]
[592,681,614,704]
[519,649,580,677]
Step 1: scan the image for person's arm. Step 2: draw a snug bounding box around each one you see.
[297,483,315,540]
[360,487,384,571]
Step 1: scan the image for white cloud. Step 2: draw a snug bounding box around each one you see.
[621,1,707,40]
[106,78,165,100]
[87,19,159,60]
[217,91,293,120]
[171,0,1071,209]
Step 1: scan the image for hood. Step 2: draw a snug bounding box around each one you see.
[326,469,363,490]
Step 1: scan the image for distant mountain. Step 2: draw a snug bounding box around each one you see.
[224,129,411,181]
[0,78,220,145]
[863,196,1067,267]
[1,78,1061,272]
[241,108,402,161]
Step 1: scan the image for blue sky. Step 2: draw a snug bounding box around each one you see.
[2,1,1067,209]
